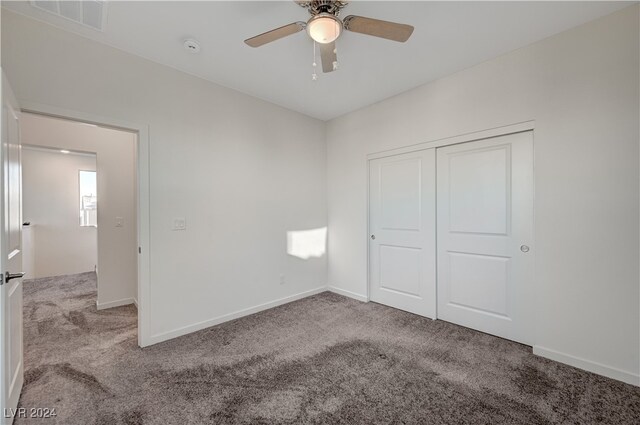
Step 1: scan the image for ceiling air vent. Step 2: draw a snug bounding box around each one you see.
[30,1,107,31]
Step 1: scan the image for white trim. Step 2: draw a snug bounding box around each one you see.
[367,120,535,160]
[147,286,327,346]
[96,297,136,310]
[365,152,371,302]
[133,298,138,308]
[22,145,96,157]
[18,101,151,347]
[328,286,368,302]
[533,346,640,387]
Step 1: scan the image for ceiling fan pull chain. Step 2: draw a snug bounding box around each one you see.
[333,20,338,71]
[312,41,318,81]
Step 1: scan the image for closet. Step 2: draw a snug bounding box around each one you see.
[368,130,534,344]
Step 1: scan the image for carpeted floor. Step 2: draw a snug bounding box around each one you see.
[17,272,640,424]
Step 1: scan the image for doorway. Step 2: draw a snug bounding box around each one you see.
[368,129,534,344]
[20,113,138,311]
[1,76,150,418]
[22,147,98,280]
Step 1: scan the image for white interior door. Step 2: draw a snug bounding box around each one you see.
[1,72,24,424]
[436,131,534,344]
[369,149,436,318]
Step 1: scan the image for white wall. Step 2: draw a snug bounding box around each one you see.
[326,5,639,384]
[20,115,137,309]
[22,147,97,278]
[0,10,327,343]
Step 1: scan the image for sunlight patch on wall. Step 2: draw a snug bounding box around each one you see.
[287,227,327,260]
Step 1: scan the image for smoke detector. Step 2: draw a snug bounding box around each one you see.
[183,39,201,54]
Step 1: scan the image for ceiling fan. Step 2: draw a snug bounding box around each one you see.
[244,0,414,73]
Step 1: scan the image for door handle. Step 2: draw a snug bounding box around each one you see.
[520,245,530,253]
[371,234,376,240]
[3,271,25,284]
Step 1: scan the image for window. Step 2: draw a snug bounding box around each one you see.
[79,170,97,227]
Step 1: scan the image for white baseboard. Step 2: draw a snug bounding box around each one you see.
[327,286,368,302]
[133,298,138,308]
[147,286,328,346]
[96,297,136,310]
[533,346,639,386]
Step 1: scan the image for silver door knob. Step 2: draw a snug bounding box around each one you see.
[371,234,376,240]
[520,245,530,253]
[4,271,25,283]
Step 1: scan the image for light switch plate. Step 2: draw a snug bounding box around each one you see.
[173,217,186,231]
[115,217,124,227]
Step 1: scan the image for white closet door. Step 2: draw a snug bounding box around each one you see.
[369,149,436,318]
[436,131,534,344]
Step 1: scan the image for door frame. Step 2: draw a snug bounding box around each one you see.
[19,101,151,347]
[366,120,535,313]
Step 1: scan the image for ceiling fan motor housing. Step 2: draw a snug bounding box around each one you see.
[297,0,349,17]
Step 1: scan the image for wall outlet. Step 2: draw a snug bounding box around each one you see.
[279,274,285,285]
[115,217,124,227]
[172,217,186,231]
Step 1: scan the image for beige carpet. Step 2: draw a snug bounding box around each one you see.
[16,272,640,424]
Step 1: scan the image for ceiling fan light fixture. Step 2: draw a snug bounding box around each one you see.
[307,13,342,44]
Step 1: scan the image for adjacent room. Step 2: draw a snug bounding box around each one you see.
[15,113,138,415]
[22,147,98,281]
[0,1,639,424]
[19,113,138,309]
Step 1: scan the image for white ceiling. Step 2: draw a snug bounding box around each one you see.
[3,1,633,120]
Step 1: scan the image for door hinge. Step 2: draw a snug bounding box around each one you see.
[138,247,142,254]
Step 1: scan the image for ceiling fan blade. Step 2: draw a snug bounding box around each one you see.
[244,22,306,48]
[343,15,414,42]
[320,41,337,73]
